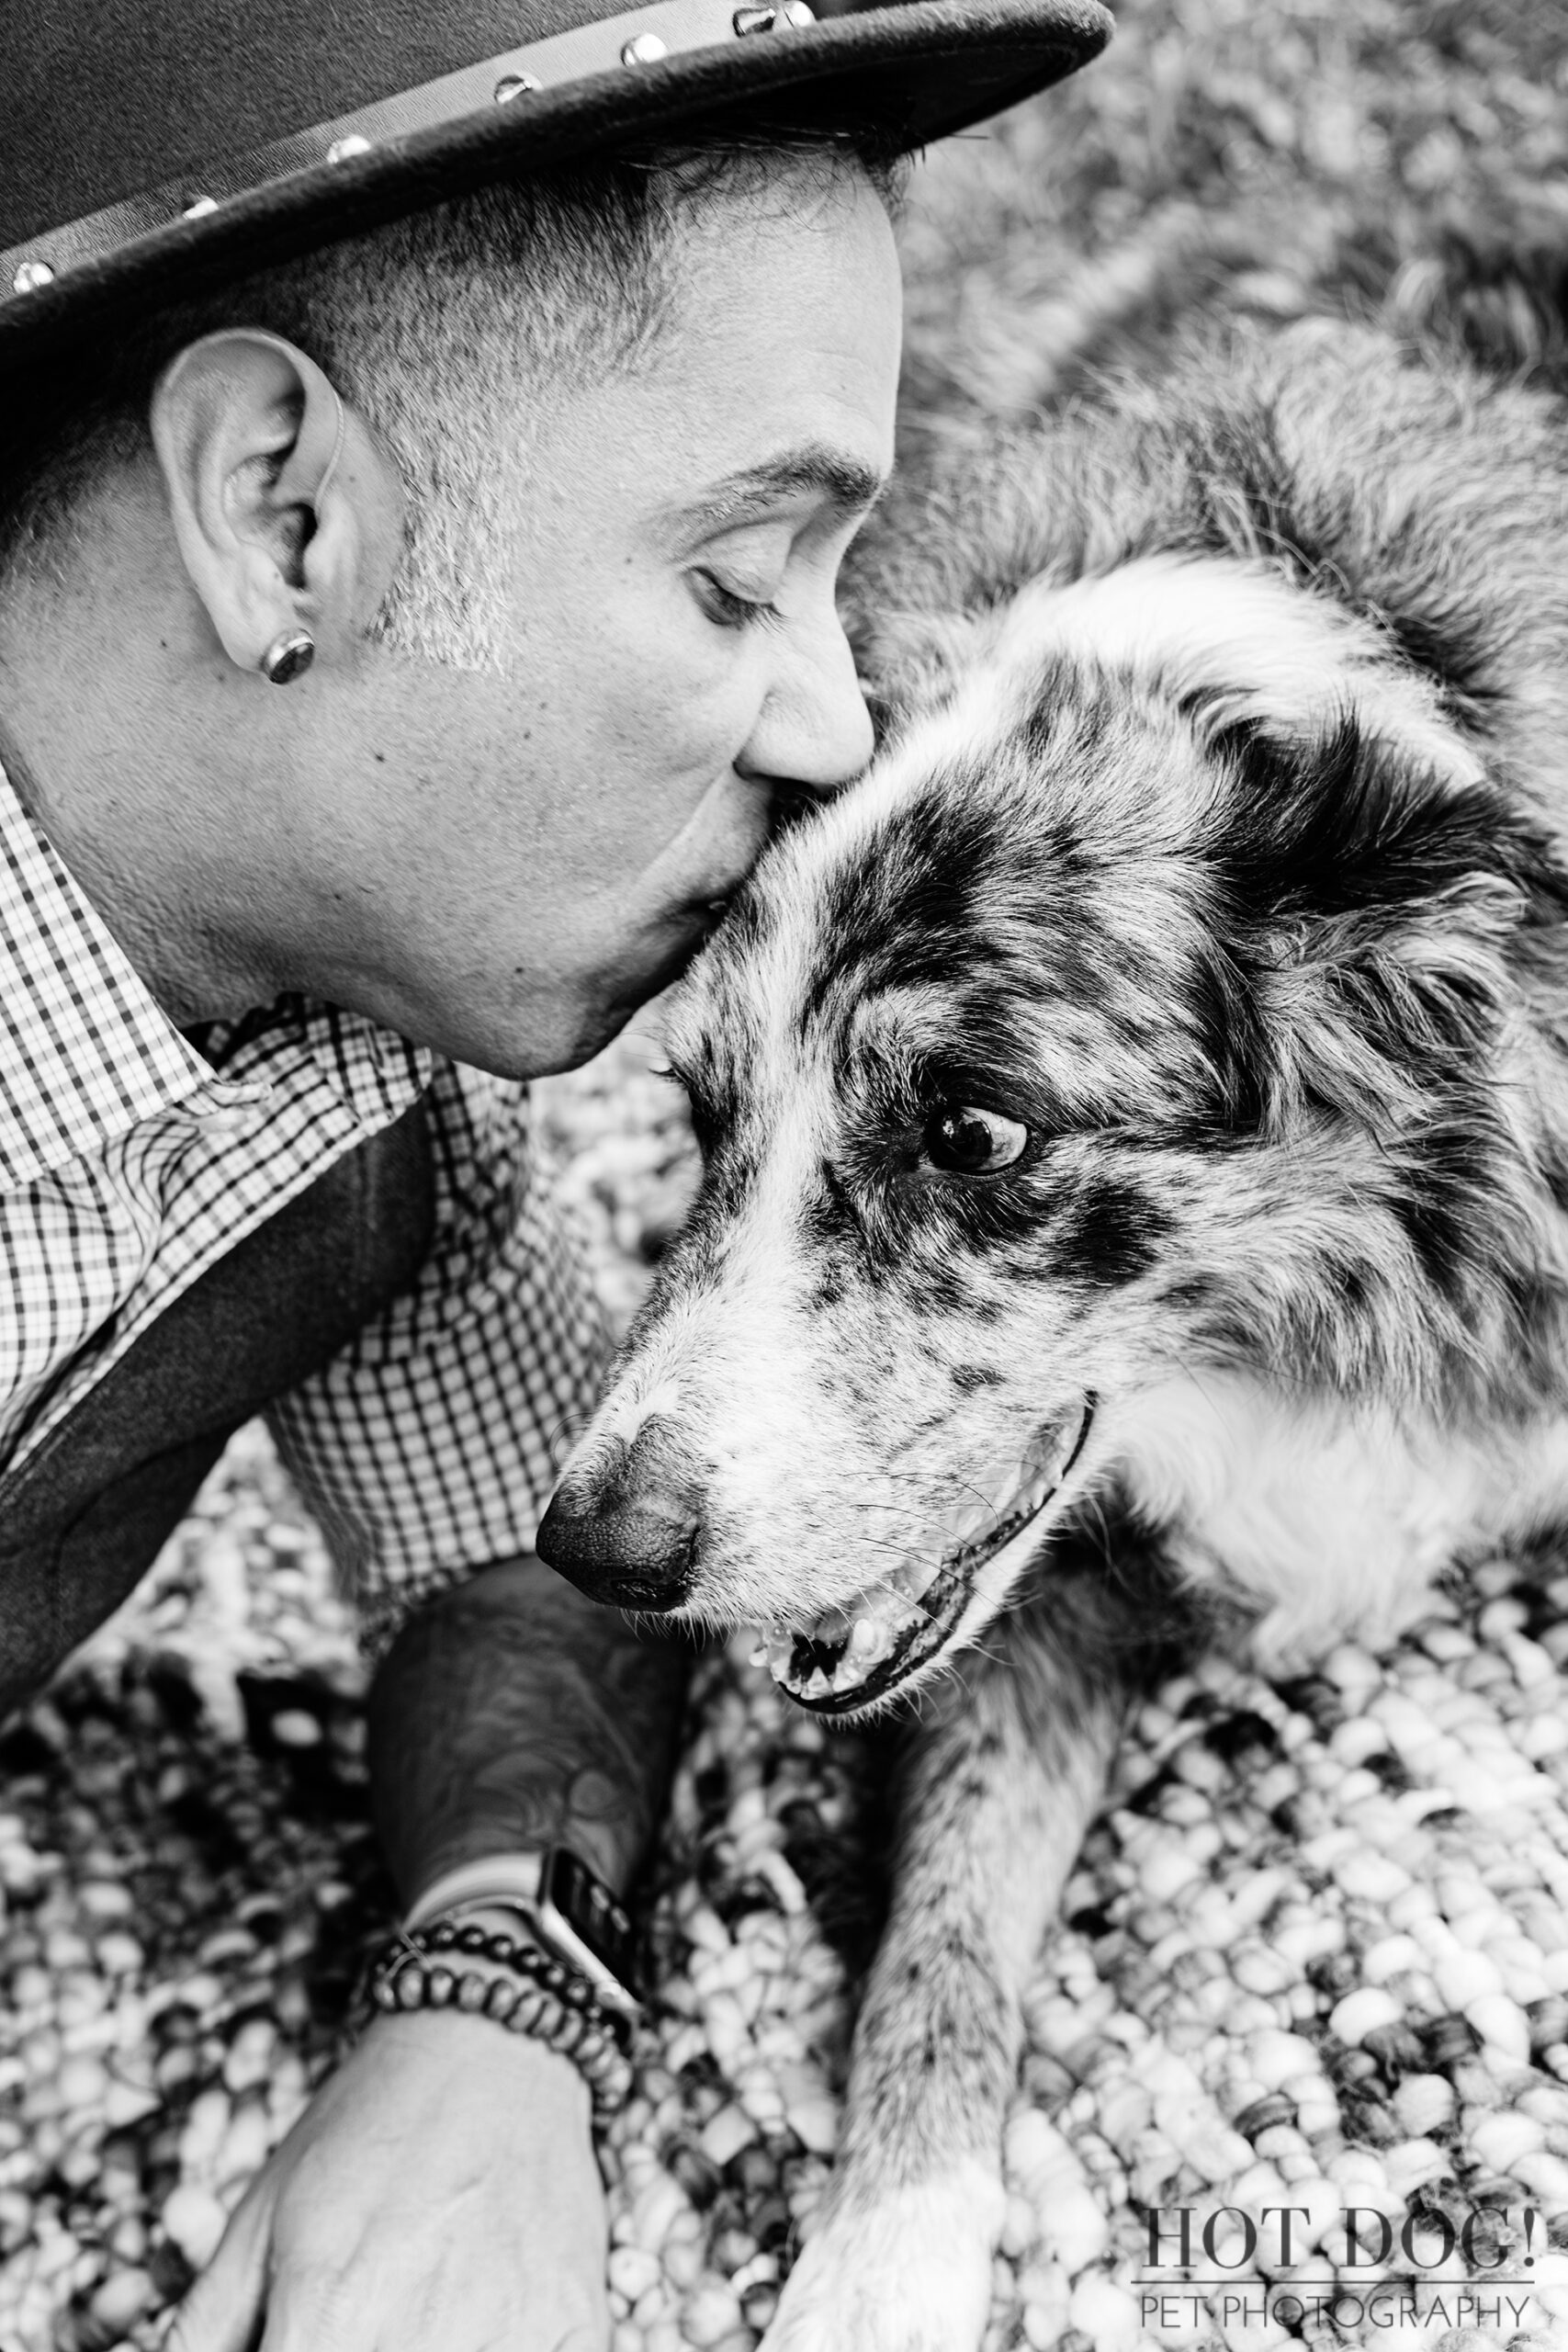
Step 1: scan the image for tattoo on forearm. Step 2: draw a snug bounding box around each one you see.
[367,1556,692,1902]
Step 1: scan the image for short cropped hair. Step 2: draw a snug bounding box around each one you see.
[2,131,899,667]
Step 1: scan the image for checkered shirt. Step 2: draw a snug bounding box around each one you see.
[0,758,608,1649]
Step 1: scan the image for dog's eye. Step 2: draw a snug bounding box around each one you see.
[922,1102,1030,1175]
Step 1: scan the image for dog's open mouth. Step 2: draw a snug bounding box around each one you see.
[750,1400,1095,1715]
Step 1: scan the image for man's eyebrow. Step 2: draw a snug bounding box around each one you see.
[672,445,889,533]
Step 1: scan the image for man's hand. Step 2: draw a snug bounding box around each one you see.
[166,2010,610,2352]
[168,1554,688,2350]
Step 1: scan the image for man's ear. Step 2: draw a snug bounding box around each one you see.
[150,328,406,676]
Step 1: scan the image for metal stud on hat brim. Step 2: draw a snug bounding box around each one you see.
[0,0,1112,372]
[734,2,818,28]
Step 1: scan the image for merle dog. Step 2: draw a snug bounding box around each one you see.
[539,258,1568,2348]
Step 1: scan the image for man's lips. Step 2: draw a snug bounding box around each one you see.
[670,871,751,944]
[617,887,743,1007]
[750,1399,1097,1715]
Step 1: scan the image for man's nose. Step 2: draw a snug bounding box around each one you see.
[535,1422,705,1611]
[740,610,875,798]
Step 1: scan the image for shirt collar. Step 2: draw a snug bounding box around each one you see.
[0,756,212,1190]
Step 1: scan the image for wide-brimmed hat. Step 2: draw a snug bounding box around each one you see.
[1,0,1111,373]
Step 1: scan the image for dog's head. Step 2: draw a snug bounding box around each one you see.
[537,553,1568,1715]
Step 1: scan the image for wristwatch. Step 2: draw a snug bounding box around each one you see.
[405,1845,643,2028]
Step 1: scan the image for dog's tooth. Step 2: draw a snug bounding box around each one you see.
[849,1617,881,1659]
[829,1635,886,1694]
[747,1637,770,1669]
[860,1583,919,1637]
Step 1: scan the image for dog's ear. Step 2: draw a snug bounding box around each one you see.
[1206,708,1566,1138]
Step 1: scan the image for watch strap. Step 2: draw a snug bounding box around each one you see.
[405,1845,642,2023]
[405,1849,546,1929]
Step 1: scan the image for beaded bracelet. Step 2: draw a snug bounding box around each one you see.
[409,1912,636,2042]
[361,1923,636,2114]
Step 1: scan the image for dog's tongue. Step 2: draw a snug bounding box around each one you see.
[749,1565,937,1702]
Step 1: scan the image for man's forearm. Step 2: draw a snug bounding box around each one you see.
[366,1555,692,1903]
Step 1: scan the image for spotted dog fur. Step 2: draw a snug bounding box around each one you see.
[539,284,1568,2347]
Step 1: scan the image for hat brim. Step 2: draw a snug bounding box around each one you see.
[0,0,1110,372]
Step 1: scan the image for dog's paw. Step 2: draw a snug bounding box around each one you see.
[758,2166,1001,2352]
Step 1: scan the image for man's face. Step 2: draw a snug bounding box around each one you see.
[330,165,902,1078]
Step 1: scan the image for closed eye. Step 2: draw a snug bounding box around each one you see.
[694,570,784,631]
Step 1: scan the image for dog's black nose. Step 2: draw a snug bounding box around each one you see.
[536,1424,704,1611]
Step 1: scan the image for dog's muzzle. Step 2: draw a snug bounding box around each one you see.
[536,1422,704,1610]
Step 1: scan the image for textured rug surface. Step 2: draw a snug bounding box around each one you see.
[6,1022,1568,2352]
[3,4,1567,2346]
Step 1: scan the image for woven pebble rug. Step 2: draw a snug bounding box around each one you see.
[1,1019,1567,2352]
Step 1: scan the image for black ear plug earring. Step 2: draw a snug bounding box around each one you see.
[261,628,315,684]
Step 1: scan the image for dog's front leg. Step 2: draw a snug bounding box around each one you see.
[761,1544,1168,2352]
